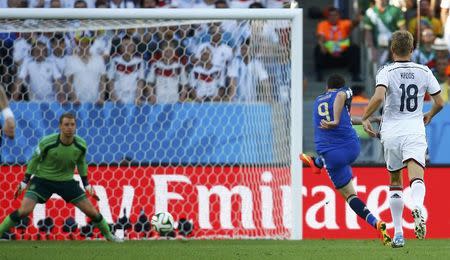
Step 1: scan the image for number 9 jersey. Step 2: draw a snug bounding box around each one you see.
[376,61,441,139]
[313,87,357,154]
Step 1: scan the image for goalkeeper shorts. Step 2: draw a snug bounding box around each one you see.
[25,177,86,204]
[381,134,427,172]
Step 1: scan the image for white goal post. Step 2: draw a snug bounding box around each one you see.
[0,8,303,240]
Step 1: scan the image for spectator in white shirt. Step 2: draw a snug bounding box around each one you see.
[49,34,68,103]
[108,36,146,105]
[65,36,107,104]
[189,45,226,102]
[28,0,51,7]
[194,24,233,74]
[228,38,270,102]
[192,0,215,8]
[229,0,256,8]
[147,41,188,104]
[13,32,33,66]
[49,33,67,75]
[91,30,113,61]
[13,40,63,102]
[109,0,136,8]
[170,0,194,8]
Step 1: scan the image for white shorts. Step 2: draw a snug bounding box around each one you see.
[381,135,427,172]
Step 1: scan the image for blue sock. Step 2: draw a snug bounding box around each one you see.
[314,157,324,168]
[347,195,378,229]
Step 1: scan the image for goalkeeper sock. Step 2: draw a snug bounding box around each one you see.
[347,195,378,229]
[92,214,113,239]
[0,210,21,237]
[389,186,404,236]
[410,178,425,212]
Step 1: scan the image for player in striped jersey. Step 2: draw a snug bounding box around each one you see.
[362,31,444,247]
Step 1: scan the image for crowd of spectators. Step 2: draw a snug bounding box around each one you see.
[313,0,450,101]
[0,0,295,105]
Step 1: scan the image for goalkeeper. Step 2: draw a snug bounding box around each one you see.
[0,113,121,242]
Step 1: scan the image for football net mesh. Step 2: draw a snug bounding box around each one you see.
[0,17,293,240]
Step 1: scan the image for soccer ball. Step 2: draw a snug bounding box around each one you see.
[151,212,174,234]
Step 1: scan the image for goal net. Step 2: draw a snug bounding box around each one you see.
[0,9,302,240]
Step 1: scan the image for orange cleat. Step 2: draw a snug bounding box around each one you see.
[376,221,392,247]
[300,154,322,175]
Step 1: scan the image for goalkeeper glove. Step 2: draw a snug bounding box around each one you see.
[85,185,100,201]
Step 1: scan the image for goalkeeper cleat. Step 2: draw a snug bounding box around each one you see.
[412,208,426,240]
[376,221,392,246]
[300,154,322,175]
[107,235,124,243]
[391,234,405,248]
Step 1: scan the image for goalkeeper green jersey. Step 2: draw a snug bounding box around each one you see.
[26,133,88,181]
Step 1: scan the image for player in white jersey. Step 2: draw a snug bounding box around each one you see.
[362,31,444,248]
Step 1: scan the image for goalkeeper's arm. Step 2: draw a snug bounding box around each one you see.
[15,145,41,198]
[77,150,99,201]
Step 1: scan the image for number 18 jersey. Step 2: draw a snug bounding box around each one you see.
[376,61,441,139]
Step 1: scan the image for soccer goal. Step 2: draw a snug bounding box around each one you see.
[0,8,303,240]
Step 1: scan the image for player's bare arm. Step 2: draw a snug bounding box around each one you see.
[226,78,237,102]
[213,86,226,102]
[362,86,386,137]
[54,78,65,104]
[423,93,444,125]
[97,74,108,105]
[320,91,346,129]
[260,79,272,103]
[67,75,80,104]
[0,84,15,139]
[441,6,449,26]
[135,79,146,106]
[179,84,188,102]
[12,77,24,101]
[147,82,157,104]
[324,92,381,127]
[351,116,381,125]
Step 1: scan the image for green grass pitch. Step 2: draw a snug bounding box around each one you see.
[1,239,449,260]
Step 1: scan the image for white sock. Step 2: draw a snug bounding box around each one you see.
[389,189,404,236]
[411,179,426,212]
